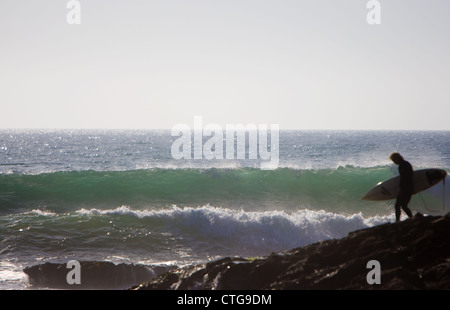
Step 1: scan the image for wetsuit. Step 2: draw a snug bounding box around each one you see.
[395,159,414,222]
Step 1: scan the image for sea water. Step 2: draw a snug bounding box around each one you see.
[1,130,449,289]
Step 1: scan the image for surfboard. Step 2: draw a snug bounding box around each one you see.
[362,168,447,201]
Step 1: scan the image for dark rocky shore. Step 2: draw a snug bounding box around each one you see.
[24,213,450,290]
[23,261,174,289]
[133,213,450,290]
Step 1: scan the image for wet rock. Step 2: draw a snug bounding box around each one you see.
[24,261,174,289]
[134,213,450,290]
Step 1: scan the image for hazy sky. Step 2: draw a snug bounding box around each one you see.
[1,0,450,130]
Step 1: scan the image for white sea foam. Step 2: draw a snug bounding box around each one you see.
[29,209,57,216]
[0,261,28,290]
[76,205,393,252]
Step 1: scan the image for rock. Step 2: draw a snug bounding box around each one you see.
[24,261,174,289]
[134,213,450,290]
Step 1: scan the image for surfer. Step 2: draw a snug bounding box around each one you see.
[389,153,414,222]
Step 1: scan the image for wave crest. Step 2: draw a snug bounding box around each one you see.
[75,205,393,252]
[0,166,396,214]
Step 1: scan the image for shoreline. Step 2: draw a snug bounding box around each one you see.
[133,213,450,290]
[22,213,450,290]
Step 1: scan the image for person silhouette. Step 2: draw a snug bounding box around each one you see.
[389,152,414,222]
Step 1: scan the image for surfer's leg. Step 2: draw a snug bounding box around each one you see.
[401,194,413,218]
[402,205,413,218]
[395,200,402,222]
[395,192,412,222]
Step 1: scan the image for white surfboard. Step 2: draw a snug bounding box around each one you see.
[362,168,447,201]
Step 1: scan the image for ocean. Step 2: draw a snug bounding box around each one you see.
[1,129,450,289]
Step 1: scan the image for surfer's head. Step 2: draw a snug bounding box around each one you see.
[389,152,404,165]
